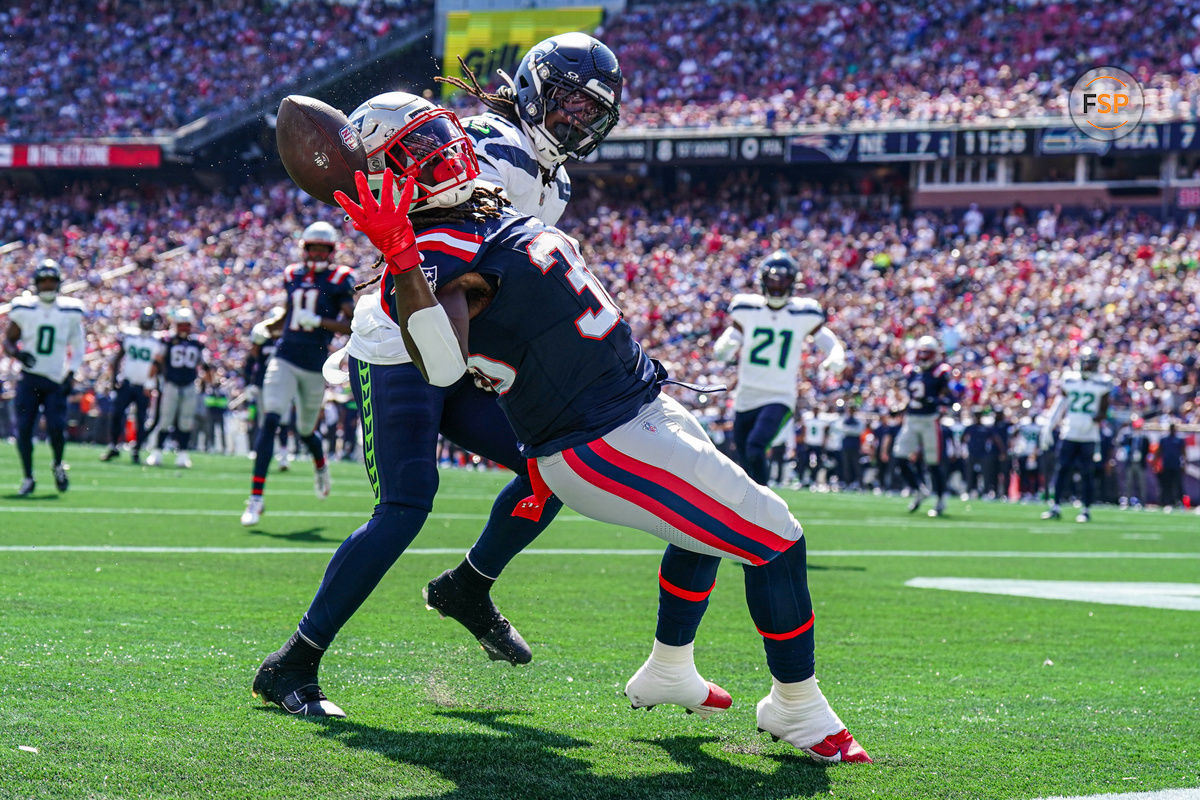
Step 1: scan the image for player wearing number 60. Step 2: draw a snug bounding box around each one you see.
[239,222,355,525]
[326,142,869,759]
[3,259,85,496]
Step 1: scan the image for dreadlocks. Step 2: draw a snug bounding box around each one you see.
[435,57,521,126]
[352,186,511,292]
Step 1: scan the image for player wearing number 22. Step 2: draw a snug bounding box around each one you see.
[1039,347,1111,523]
[240,222,355,525]
[331,152,870,762]
[3,259,85,496]
[712,251,846,486]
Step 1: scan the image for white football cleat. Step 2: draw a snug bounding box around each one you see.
[756,678,871,763]
[145,450,163,467]
[277,451,290,472]
[241,496,264,527]
[624,660,732,719]
[314,465,331,499]
[175,452,192,469]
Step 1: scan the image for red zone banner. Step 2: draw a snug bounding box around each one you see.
[0,143,162,169]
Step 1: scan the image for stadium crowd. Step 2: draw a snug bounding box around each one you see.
[1,170,1197,506]
[0,0,428,141]
[4,0,1200,142]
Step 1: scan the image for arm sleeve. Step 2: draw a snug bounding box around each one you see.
[67,316,85,374]
[712,326,742,362]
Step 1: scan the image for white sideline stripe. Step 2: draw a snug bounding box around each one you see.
[1,546,1199,560]
[1032,789,1200,800]
[908,578,1200,612]
[0,506,593,522]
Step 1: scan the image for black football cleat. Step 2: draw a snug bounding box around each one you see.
[18,477,35,497]
[423,569,532,665]
[52,463,69,493]
[100,447,120,462]
[252,652,345,718]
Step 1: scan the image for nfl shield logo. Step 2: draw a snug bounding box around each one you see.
[339,125,359,151]
[643,422,657,433]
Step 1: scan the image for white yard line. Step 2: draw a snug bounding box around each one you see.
[1032,789,1200,800]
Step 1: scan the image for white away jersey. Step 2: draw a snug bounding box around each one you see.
[463,113,570,225]
[117,329,164,385]
[1058,371,1112,442]
[727,294,825,412]
[8,294,85,382]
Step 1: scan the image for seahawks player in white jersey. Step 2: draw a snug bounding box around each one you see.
[439,31,622,226]
[4,260,85,495]
[712,251,846,485]
[1040,348,1111,522]
[101,307,163,464]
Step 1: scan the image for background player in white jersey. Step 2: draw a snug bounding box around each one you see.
[101,307,163,464]
[3,260,85,495]
[145,308,211,469]
[438,32,621,226]
[712,251,845,486]
[1040,348,1111,522]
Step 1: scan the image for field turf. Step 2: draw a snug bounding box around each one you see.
[1,446,1197,799]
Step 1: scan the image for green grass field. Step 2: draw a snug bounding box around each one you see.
[1,445,1197,800]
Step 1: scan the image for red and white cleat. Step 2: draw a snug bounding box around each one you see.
[799,728,872,764]
[624,663,732,719]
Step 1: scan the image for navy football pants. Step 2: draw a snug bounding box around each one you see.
[109,380,152,450]
[1051,439,1096,508]
[733,403,791,486]
[15,372,68,479]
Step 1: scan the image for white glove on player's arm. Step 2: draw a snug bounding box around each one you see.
[815,326,846,376]
[713,326,742,362]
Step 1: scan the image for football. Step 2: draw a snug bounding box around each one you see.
[275,94,368,207]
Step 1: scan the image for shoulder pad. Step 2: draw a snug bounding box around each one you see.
[284,263,302,281]
[1061,370,1082,383]
[416,226,486,263]
[10,296,37,309]
[57,297,85,311]
[330,265,355,285]
[933,363,951,377]
[788,297,824,316]
[728,293,764,312]
[903,364,916,376]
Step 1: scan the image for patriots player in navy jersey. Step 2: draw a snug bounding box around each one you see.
[145,309,212,469]
[240,222,355,525]
[894,336,957,516]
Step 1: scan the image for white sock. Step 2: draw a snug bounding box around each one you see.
[647,639,696,669]
[771,676,843,734]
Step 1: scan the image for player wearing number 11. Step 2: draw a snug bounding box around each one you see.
[4,259,85,496]
[240,222,355,525]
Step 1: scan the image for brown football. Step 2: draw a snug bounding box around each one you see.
[276,95,368,207]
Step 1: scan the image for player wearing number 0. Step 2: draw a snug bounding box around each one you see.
[894,335,957,517]
[329,150,870,759]
[712,251,846,486]
[145,308,212,469]
[101,307,163,464]
[1040,348,1111,523]
[3,259,85,496]
[240,222,354,525]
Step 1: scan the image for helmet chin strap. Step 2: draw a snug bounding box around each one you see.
[38,290,57,303]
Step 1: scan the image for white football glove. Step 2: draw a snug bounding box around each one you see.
[1038,427,1054,451]
[819,355,846,378]
[295,309,322,331]
[244,385,260,403]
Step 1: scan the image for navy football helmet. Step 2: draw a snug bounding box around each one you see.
[33,258,62,302]
[758,251,798,309]
[512,33,622,167]
[1078,347,1100,378]
[138,307,160,332]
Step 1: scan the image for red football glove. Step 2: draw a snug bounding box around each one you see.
[334,168,421,274]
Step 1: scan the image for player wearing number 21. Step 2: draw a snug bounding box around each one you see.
[712,251,846,487]
[240,222,355,524]
[4,259,85,496]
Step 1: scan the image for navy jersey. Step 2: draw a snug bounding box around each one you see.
[162,336,206,386]
[274,263,356,371]
[246,339,278,388]
[385,214,660,457]
[903,363,953,416]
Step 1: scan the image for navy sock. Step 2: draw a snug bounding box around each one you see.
[251,413,280,496]
[742,538,815,683]
[930,463,945,498]
[298,502,429,648]
[299,431,325,469]
[177,430,192,452]
[464,473,563,578]
[896,458,920,491]
[16,423,34,478]
[655,545,720,646]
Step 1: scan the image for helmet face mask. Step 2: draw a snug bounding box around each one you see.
[514,33,622,166]
[300,221,338,269]
[915,335,940,367]
[352,94,479,211]
[138,307,159,332]
[1079,348,1100,377]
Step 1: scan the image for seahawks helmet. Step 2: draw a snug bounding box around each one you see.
[350,92,479,210]
[138,307,160,332]
[758,251,798,309]
[33,258,62,302]
[300,221,339,268]
[1078,347,1101,378]
[915,335,941,368]
[512,33,622,168]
